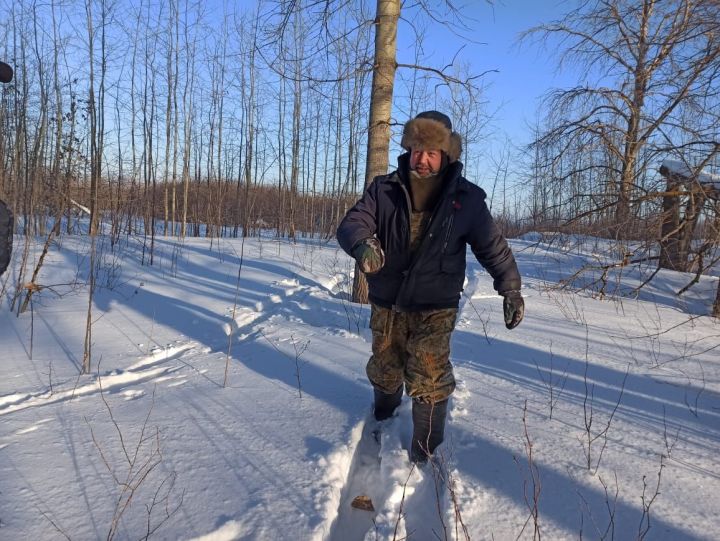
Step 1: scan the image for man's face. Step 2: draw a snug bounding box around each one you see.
[409,149,442,178]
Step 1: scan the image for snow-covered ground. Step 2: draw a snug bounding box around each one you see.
[1,233,718,540]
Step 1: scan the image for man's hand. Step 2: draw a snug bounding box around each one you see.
[503,290,524,329]
[352,238,385,274]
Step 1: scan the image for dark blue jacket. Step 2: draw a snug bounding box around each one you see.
[0,199,12,277]
[337,154,521,311]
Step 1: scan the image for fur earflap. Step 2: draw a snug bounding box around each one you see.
[400,117,462,162]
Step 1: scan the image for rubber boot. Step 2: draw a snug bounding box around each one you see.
[373,385,403,421]
[410,399,448,463]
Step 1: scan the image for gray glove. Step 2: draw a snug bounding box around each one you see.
[503,290,524,329]
[351,238,385,274]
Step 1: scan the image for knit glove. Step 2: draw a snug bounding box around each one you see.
[351,238,385,274]
[503,290,524,330]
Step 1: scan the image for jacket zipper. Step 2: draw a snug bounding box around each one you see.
[392,171,463,310]
[399,181,413,253]
[441,211,455,255]
[393,180,414,312]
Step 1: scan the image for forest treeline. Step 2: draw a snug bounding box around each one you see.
[1,0,719,314]
[0,0,390,242]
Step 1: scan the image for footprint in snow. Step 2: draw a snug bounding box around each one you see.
[275,278,304,297]
[223,308,262,336]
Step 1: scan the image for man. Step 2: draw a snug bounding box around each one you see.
[0,61,13,277]
[337,111,524,463]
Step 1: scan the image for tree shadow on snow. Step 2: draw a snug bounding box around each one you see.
[451,328,720,451]
[445,326,718,540]
[447,423,708,541]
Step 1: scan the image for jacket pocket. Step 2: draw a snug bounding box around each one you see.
[439,255,466,295]
[440,257,464,273]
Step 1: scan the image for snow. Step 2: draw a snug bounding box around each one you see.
[70,199,92,215]
[660,159,720,188]
[1,233,719,540]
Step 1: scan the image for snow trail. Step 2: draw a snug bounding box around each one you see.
[327,414,383,540]
[349,400,455,541]
[323,401,457,541]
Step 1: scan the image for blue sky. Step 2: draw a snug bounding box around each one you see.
[473,1,573,143]
[1,0,580,194]
[395,1,577,149]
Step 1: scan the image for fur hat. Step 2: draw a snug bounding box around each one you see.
[400,110,462,162]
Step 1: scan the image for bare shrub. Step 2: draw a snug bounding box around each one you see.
[87,378,183,540]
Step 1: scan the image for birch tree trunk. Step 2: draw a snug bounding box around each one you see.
[352,0,400,304]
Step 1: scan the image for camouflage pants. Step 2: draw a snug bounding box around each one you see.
[367,303,457,403]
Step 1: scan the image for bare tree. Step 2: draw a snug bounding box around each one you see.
[180,0,199,239]
[525,0,720,234]
[83,0,111,373]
